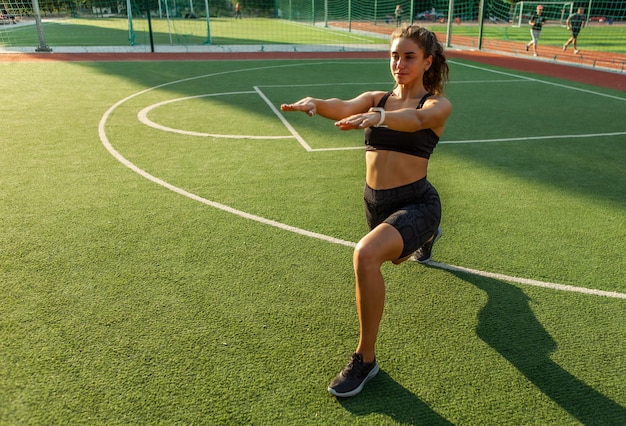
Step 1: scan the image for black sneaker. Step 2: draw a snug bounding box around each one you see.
[327,353,379,397]
[412,227,442,264]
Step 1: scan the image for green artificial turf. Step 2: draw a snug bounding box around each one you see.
[0,17,387,47]
[1,58,624,424]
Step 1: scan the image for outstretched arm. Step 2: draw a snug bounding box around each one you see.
[335,96,452,136]
[280,92,382,121]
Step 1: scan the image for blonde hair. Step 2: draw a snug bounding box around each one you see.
[390,24,449,96]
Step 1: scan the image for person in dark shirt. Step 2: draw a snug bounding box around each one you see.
[563,7,586,54]
[281,24,452,397]
[525,4,546,56]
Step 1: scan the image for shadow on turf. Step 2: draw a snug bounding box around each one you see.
[446,268,626,425]
[337,370,453,425]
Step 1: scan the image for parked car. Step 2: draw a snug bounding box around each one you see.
[1,9,17,24]
[415,9,445,21]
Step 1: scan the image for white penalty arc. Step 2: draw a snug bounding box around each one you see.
[137,91,295,140]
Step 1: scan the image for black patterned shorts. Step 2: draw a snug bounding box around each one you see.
[364,177,441,259]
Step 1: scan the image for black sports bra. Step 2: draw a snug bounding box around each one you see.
[364,91,439,159]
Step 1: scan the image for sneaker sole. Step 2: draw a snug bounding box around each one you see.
[416,227,442,264]
[327,363,380,398]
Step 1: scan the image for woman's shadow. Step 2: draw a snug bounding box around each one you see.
[338,369,453,425]
[339,268,626,425]
[450,269,626,425]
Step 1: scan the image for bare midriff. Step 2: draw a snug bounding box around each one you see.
[365,150,429,190]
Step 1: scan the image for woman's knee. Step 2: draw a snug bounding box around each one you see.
[353,228,402,270]
[353,240,381,270]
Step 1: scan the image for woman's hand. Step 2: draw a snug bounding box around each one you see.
[280,97,317,117]
[335,111,380,131]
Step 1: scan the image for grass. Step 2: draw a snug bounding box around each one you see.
[1,57,625,424]
[0,17,387,47]
[1,17,626,55]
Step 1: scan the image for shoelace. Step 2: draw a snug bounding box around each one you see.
[342,354,363,377]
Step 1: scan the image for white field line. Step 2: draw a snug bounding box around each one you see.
[137,91,293,139]
[254,86,313,151]
[301,129,626,151]
[100,61,626,300]
[101,116,353,247]
[429,262,626,300]
[449,60,626,102]
[282,19,377,43]
[257,74,626,149]
[259,79,525,88]
[442,131,626,144]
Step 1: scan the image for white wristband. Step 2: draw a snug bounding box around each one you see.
[368,107,387,127]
